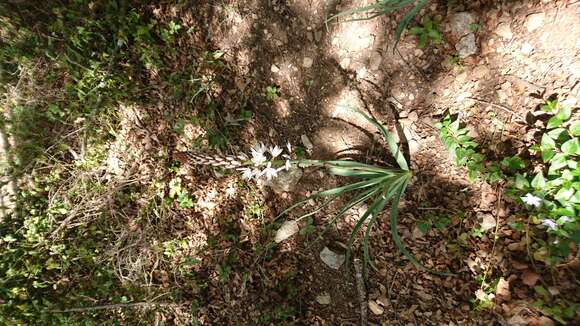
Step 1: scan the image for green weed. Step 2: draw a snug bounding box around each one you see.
[409,16,442,49]
[326,0,430,47]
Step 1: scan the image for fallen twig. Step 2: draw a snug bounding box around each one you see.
[353,258,367,326]
[51,302,179,313]
[466,97,527,123]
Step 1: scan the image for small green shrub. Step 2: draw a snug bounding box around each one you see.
[436,100,579,267]
[409,16,442,48]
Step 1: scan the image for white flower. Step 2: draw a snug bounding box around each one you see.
[521,193,542,208]
[541,218,558,230]
[240,167,254,180]
[285,160,291,171]
[560,216,572,223]
[269,145,283,158]
[286,141,292,153]
[250,143,267,166]
[260,162,278,181]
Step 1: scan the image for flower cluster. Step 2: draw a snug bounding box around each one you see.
[238,142,293,181]
[520,193,573,231]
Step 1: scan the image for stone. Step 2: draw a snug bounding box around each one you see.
[450,12,477,38]
[456,33,477,58]
[302,57,313,68]
[526,13,545,32]
[316,293,331,305]
[271,64,280,73]
[320,247,345,270]
[274,220,299,243]
[495,22,513,40]
[270,168,303,193]
[408,111,419,122]
[300,134,314,152]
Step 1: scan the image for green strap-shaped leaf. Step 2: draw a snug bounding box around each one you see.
[394,0,429,48]
[317,187,383,241]
[349,107,409,170]
[276,176,389,218]
[390,179,454,276]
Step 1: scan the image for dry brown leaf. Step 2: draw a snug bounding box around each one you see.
[495,277,511,301]
[521,269,540,287]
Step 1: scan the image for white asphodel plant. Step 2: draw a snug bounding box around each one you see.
[174,108,452,275]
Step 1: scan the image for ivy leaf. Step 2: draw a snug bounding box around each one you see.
[555,106,572,121]
[548,153,568,175]
[554,187,574,205]
[547,128,568,142]
[561,138,579,156]
[570,121,580,136]
[546,116,562,129]
[515,174,529,189]
[541,148,555,162]
[449,119,460,133]
[501,156,525,171]
[531,171,546,189]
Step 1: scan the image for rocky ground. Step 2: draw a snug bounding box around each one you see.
[145,0,580,324]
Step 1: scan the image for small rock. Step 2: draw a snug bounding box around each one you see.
[316,293,331,305]
[525,13,545,32]
[270,168,303,193]
[520,42,534,56]
[320,247,345,270]
[408,139,420,155]
[456,33,478,58]
[300,134,314,152]
[271,64,280,73]
[302,57,313,68]
[408,111,419,122]
[495,22,513,40]
[274,220,299,243]
[368,300,384,315]
[450,12,477,38]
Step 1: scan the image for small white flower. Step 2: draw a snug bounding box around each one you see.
[269,145,283,158]
[286,141,292,153]
[251,143,267,166]
[560,216,572,223]
[261,162,278,181]
[521,193,542,208]
[285,160,291,171]
[240,167,254,180]
[541,218,558,230]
